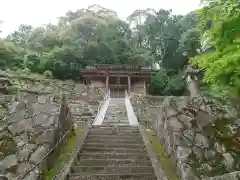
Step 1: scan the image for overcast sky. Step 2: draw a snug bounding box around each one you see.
[0,0,201,36]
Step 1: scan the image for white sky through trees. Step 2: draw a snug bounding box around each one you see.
[0,0,200,36]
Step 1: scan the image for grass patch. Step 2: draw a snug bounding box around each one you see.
[145,129,179,180]
[43,127,83,180]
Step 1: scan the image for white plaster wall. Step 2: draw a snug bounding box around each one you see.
[91,79,105,88]
[132,81,146,94]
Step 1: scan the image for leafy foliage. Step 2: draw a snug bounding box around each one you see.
[150,69,186,96]
[192,0,240,97]
[1,5,201,95]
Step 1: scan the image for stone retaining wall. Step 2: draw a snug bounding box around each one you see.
[0,94,74,180]
[154,96,240,180]
[130,93,165,128]
[131,93,240,180]
[69,84,105,124]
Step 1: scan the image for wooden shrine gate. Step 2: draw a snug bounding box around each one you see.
[109,87,126,98]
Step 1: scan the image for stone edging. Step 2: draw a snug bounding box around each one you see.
[52,123,92,180]
[138,125,168,180]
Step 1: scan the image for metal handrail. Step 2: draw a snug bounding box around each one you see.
[13,124,74,180]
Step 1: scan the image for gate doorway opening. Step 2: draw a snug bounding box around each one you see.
[110,87,126,98]
[109,76,128,98]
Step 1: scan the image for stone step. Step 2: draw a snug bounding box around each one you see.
[81,147,146,153]
[109,102,125,104]
[83,143,145,149]
[90,127,138,130]
[75,159,152,166]
[106,112,127,113]
[103,122,130,125]
[105,114,127,116]
[77,152,149,159]
[71,166,154,174]
[107,109,126,111]
[102,121,130,125]
[105,115,127,117]
[102,120,129,123]
[106,110,126,111]
[87,132,139,136]
[108,105,125,107]
[107,107,126,108]
[104,116,128,118]
[104,118,128,120]
[89,128,139,132]
[106,108,126,110]
[95,119,128,122]
[108,102,125,103]
[91,125,138,129]
[67,173,157,180]
[106,109,126,110]
[103,119,129,121]
[86,139,143,144]
[86,135,143,141]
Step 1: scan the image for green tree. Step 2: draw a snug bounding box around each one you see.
[192,0,240,97]
[2,4,202,96]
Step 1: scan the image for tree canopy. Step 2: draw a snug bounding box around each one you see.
[2,3,239,97]
[192,0,240,97]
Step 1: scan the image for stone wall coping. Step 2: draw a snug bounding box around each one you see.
[53,122,92,180]
[138,125,169,180]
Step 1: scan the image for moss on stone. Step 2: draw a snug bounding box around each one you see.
[43,126,83,180]
[145,129,180,180]
[0,139,17,158]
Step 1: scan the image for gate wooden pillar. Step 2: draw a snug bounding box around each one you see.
[128,76,131,94]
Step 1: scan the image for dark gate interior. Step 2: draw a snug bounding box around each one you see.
[109,76,127,98]
[110,87,126,98]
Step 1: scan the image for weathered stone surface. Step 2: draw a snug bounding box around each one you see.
[24,168,42,180]
[0,139,17,158]
[8,102,26,114]
[0,92,79,178]
[177,147,192,160]
[131,94,240,180]
[214,142,226,154]
[192,147,205,160]
[178,162,199,180]
[31,114,52,128]
[222,153,234,169]
[178,114,193,128]
[8,119,33,136]
[0,155,18,171]
[7,111,27,124]
[204,150,216,160]
[36,129,55,144]
[16,162,33,175]
[18,144,36,162]
[0,131,9,141]
[29,145,49,164]
[167,117,184,131]
[194,133,209,148]
[203,171,240,180]
[166,107,179,118]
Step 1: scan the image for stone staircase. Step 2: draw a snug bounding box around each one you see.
[103,98,129,125]
[67,98,157,180]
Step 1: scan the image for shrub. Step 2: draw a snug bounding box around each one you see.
[44,70,53,78]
